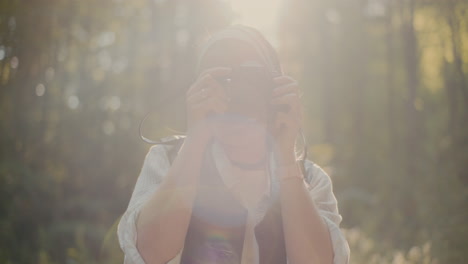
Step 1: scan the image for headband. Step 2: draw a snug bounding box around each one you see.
[195,24,283,77]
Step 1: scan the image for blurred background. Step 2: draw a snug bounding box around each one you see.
[0,0,466,263]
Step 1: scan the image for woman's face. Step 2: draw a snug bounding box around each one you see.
[198,40,272,147]
[213,113,268,149]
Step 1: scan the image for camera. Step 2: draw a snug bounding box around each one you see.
[214,62,290,118]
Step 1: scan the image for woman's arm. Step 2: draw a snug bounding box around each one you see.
[279,161,350,264]
[135,127,211,264]
[269,74,349,264]
[136,66,231,264]
[279,165,333,264]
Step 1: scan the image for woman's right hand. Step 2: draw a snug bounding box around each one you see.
[185,67,231,140]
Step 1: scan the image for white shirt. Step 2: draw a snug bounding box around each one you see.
[117,142,350,264]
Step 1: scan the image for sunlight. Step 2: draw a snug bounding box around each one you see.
[228,0,282,47]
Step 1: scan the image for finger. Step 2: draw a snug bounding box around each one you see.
[193,96,228,114]
[272,82,299,97]
[275,111,302,131]
[270,92,300,106]
[187,94,217,110]
[198,67,232,88]
[197,67,232,81]
[187,84,216,103]
[211,81,230,101]
[189,85,231,106]
[276,104,303,121]
[204,99,228,117]
[273,75,297,86]
[188,75,231,101]
[271,95,303,121]
[275,111,290,131]
[187,92,208,105]
[187,74,219,96]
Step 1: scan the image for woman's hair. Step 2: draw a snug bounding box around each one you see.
[195,24,283,78]
[195,38,263,77]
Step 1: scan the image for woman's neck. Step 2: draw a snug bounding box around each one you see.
[220,140,267,166]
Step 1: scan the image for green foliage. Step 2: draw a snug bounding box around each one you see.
[344,228,438,264]
[278,0,468,262]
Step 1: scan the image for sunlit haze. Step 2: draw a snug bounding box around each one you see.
[2,0,465,263]
[228,0,282,47]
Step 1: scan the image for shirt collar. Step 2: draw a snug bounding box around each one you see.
[210,140,273,199]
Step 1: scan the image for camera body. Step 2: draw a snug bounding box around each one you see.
[214,62,289,121]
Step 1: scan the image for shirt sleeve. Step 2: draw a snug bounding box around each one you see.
[116,144,183,264]
[304,160,351,264]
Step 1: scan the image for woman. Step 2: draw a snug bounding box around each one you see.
[117,24,350,264]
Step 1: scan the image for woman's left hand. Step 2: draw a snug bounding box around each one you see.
[270,75,303,165]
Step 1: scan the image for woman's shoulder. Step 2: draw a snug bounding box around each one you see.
[139,136,186,184]
[302,159,334,189]
[147,135,186,163]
